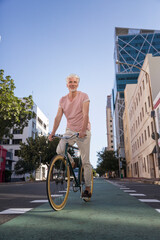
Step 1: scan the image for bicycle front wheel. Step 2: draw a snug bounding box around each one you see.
[46,155,70,211]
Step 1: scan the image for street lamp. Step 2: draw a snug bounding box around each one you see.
[116,60,160,172]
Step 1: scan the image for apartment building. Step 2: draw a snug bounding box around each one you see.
[112,27,160,160]
[123,54,160,178]
[1,102,49,181]
[154,91,160,147]
[106,95,114,150]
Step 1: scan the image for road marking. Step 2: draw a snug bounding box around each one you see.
[30,200,48,203]
[129,194,146,196]
[139,199,160,203]
[0,208,32,214]
[59,191,67,193]
[123,190,136,192]
[120,188,130,190]
[156,209,160,213]
[51,194,63,197]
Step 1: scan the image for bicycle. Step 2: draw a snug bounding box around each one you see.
[46,133,93,211]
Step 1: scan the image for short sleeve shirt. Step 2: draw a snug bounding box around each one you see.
[59,91,91,132]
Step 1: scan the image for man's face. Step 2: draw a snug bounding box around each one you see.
[67,77,79,92]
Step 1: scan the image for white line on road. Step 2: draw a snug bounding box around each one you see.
[30,200,48,203]
[156,209,160,213]
[139,199,160,203]
[0,208,32,214]
[120,188,130,190]
[129,193,146,196]
[123,190,136,192]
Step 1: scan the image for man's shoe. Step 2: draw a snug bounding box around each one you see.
[82,190,91,200]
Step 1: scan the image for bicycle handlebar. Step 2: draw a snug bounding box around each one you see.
[53,132,79,140]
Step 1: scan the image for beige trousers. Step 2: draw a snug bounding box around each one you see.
[56,129,92,187]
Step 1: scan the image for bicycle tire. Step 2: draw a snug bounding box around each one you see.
[46,155,70,211]
[80,168,93,202]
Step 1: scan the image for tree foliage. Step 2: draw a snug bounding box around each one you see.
[0,69,33,140]
[96,148,119,176]
[14,136,60,175]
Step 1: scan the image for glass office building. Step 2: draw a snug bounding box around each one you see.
[113,27,160,107]
[112,27,160,159]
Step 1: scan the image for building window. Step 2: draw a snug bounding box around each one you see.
[144,130,147,141]
[148,96,151,108]
[38,117,43,125]
[151,121,154,134]
[147,155,150,173]
[142,107,144,118]
[142,80,145,90]
[12,139,22,145]
[44,123,47,130]
[145,102,147,113]
[142,133,144,144]
[147,126,150,138]
[33,112,36,119]
[32,121,36,129]
[15,150,20,156]
[140,86,142,96]
[0,139,10,145]
[144,157,147,172]
[13,129,23,134]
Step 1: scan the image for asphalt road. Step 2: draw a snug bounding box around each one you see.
[0,179,160,240]
[0,181,47,225]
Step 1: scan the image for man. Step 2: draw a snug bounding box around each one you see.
[48,74,92,199]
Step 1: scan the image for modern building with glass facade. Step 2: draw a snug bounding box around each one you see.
[112,27,160,159]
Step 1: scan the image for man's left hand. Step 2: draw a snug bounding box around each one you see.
[79,131,87,138]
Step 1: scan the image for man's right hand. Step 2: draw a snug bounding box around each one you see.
[48,133,55,141]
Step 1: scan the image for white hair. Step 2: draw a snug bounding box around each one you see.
[66,74,80,84]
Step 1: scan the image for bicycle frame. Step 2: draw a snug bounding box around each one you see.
[64,142,82,188]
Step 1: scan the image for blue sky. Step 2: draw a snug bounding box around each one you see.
[1,0,160,167]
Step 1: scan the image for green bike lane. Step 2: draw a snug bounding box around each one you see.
[0,179,160,240]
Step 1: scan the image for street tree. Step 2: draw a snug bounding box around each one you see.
[96,148,119,176]
[0,69,33,140]
[14,135,60,175]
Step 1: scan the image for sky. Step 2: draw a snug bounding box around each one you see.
[1,0,160,168]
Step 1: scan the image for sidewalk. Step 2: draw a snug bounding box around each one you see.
[118,177,160,185]
[0,178,160,240]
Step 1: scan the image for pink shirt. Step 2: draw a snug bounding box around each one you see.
[59,91,91,132]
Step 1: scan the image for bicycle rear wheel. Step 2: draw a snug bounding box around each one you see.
[46,155,70,211]
[80,168,93,202]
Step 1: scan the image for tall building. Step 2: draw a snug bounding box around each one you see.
[154,91,160,148]
[123,54,160,178]
[106,95,114,150]
[112,27,160,159]
[0,102,49,181]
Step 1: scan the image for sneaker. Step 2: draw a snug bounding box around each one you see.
[82,190,91,200]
